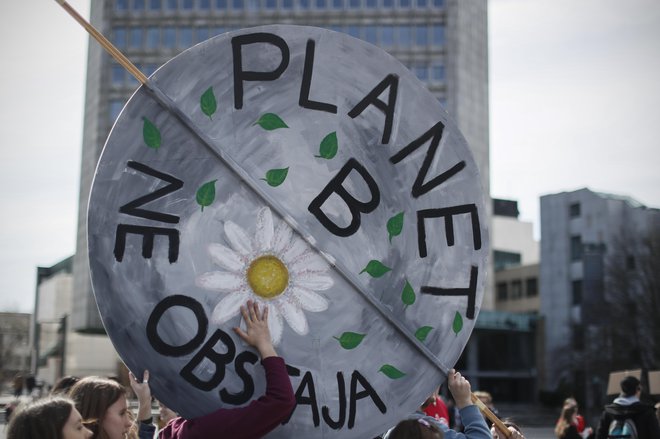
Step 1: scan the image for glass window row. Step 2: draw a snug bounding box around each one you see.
[109,58,443,87]
[112,23,444,50]
[114,0,443,12]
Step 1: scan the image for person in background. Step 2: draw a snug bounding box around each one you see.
[51,376,81,396]
[555,404,593,439]
[69,374,142,439]
[473,391,498,429]
[423,387,450,426]
[156,400,178,430]
[6,396,93,439]
[131,300,296,439]
[561,398,588,435]
[383,369,491,439]
[595,376,660,439]
[490,419,526,439]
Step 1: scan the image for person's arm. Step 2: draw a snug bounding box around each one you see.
[444,369,491,439]
[176,301,295,438]
[129,370,153,424]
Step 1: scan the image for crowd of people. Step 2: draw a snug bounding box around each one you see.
[4,299,659,439]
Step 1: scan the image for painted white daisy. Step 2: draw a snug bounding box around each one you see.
[196,206,333,345]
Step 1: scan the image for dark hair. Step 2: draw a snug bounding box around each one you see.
[620,376,641,397]
[69,376,127,439]
[51,376,81,396]
[6,396,74,439]
[388,418,444,439]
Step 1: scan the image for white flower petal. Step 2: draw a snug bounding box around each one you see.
[289,250,330,274]
[208,243,245,272]
[211,292,247,324]
[255,207,274,252]
[283,237,309,263]
[279,300,309,335]
[290,287,329,312]
[272,221,293,254]
[294,272,334,291]
[224,221,254,255]
[196,271,244,292]
[267,304,284,346]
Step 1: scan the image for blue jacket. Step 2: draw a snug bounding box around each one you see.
[383,405,491,439]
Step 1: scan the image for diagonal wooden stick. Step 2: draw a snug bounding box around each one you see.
[55,0,148,84]
[471,393,512,438]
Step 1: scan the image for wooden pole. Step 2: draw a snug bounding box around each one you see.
[470,393,512,438]
[54,0,148,84]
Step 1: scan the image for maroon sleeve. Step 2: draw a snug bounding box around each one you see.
[160,357,295,439]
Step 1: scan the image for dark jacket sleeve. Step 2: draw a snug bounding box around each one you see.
[159,356,295,439]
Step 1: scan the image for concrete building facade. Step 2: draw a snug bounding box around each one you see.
[540,187,660,411]
[72,0,490,330]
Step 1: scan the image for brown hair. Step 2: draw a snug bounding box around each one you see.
[69,376,127,439]
[6,396,73,439]
[389,418,444,439]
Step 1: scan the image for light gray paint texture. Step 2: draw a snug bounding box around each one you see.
[87,25,489,438]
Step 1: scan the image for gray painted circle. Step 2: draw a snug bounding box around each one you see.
[88,25,489,438]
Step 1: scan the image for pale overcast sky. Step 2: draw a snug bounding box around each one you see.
[1,0,659,312]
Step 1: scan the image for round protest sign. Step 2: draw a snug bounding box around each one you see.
[87,25,489,438]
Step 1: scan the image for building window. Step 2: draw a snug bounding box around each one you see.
[199,0,211,8]
[432,0,443,6]
[511,280,522,300]
[569,202,581,218]
[572,324,584,351]
[332,0,343,9]
[113,27,127,48]
[129,27,143,49]
[413,63,428,81]
[432,63,445,81]
[415,25,428,46]
[146,27,160,49]
[315,0,326,8]
[494,250,521,271]
[166,0,178,9]
[182,0,194,9]
[179,27,193,48]
[399,0,411,7]
[496,282,507,301]
[115,0,129,10]
[416,0,427,7]
[398,25,412,47]
[572,280,582,305]
[383,0,394,7]
[111,64,125,85]
[570,235,582,261]
[149,0,162,9]
[432,24,444,46]
[134,0,146,10]
[526,277,538,297]
[216,0,227,8]
[162,27,175,48]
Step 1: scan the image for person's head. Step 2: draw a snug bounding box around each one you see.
[51,376,81,396]
[555,404,577,437]
[473,391,493,407]
[620,376,641,397]
[491,419,522,439]
[388,418,443,439]
[563,397,577,409]
[69,376,132,439]
[6,396,93,439]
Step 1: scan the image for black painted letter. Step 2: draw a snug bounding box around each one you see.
[308,158,380,237]
[390,121,466,198]
[232,33,290,109]
[348,74,398,144]
[180,329,236,391]
[146,295,207,357]
[348,370,386,429]
[299,39,337,114]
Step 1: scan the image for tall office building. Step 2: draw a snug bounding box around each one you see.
[72,0,489,330]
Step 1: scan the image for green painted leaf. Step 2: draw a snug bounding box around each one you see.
[401,280,416,306]
[333,332,366,350]
[262,167,289,187]
[415,326,433,342]
[359,260,391,278]
[142,117,161,149]
[317,131,338,159]
[200,87,217,119]
[387,211,404,243]
[196,180,217,211]
[254,113,288,130]
[452,311,463,335]
[379,364,406,379]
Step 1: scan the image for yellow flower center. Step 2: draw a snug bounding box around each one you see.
[247,255,289,299]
